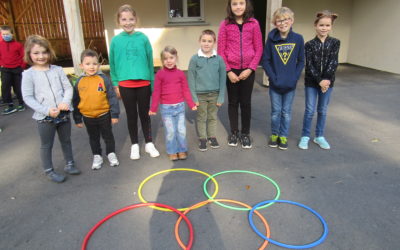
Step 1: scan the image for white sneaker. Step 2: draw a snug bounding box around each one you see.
[130,144,140,160]
[92,155,103,170]
[107,152,119,167]
[145,142,160,158]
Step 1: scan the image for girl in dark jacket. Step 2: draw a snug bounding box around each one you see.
[298,10,340,150]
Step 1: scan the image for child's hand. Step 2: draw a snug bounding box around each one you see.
[76,123,84,128]
[321,86,329,93]
[49,108,60,118]
[238,69,252,80]
[114,86,121,99]
[228,71,240,83]
[195,102,199,106]
[191,106,197,111]
[57,103,69,111]
[111,118,119,124]
[149,111,157,116]
[216,103,222,107]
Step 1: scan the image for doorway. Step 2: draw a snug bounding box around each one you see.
[251,0,267,42]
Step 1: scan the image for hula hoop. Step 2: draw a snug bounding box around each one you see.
[81,203,194,250]
[248,200,328,249]
[174,199,271,250]
[138,168,219,212]
[203,170,280,211]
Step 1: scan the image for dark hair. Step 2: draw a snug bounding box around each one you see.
[1,25,12,32]
[314,10,338,25]
[199,29,216,41]
[80,49,99,62]
[24,35,57,65]
[225,0,253,24]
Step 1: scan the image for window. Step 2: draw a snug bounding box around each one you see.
[168,0,204,23]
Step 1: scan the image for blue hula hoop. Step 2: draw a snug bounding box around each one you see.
[248,200,328,249]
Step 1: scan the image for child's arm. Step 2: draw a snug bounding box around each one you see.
[248,20,264,71]
[217,21,230,72]
[58,67,73,111]
[109,40,119,87]
[305,42,322,84]
[103,75,120,124]
[181,72,196,110]
[187,56,199,104]
[149,71,162,114]
[217,56,227,105]
[21,71,53,116]
[322,39,341,81]
[145,36,155,91]
[18,42,27,69]
[262,38,277,83]
[72,82,83,126]
[295,36,305,81]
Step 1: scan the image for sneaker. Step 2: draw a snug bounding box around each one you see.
[268,134,279,148]
[313,137,331,150]
[169,154,178,161]
[178,152,187,160]
[241,134,252,149]
[2,106,17,115]
[92,155,103,170]
[298,136,310,150]
[227,132,239,147]
[46,170,66,183]
[199,139,208,151]
[145,142,160,157]
[64,161,81,175]
[0,100,7,107]
[107,152,119,167]
[130,144,140,160]
[208,137,220,149]
[17,105,25,112]
[278,137,288,150]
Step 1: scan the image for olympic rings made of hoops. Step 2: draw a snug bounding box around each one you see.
[138,168,219,212]
[81,203,194,250]
[203,170,281,211]
[174,199,271,250]
[248,200,328,249]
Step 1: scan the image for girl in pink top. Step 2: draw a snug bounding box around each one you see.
[149,46,197,161]
[218,0,263,149]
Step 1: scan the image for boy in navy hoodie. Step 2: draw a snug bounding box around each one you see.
[262,7,304,150]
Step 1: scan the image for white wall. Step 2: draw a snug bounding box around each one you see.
[347,0,400,74]
[101,0,227,70]
[283,0,353,63]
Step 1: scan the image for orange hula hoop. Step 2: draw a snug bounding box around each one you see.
[174,199,270,250]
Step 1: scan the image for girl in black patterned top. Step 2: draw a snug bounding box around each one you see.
[298,10,340,150]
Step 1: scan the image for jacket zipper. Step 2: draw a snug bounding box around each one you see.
[240,25,243,69]
[320,41,324,74]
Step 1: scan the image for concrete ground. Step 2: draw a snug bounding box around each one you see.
[0,64,399,250]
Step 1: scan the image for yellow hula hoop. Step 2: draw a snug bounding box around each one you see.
[137,168,219,212]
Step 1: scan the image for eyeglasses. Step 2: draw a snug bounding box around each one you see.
[276,18,291,25]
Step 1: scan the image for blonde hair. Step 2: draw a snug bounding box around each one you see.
[116,4,137,25]
[272,7,294,24]
[314,10,338,25]
[24,35,56,65]
[160,45,178,61]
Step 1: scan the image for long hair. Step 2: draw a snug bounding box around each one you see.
[24,35,57,65]
[225,0,254,24]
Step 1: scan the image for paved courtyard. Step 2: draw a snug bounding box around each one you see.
[0,64,399,249]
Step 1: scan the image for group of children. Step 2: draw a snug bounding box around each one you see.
[17,0,339,183]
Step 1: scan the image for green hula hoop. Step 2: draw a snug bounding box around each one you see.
[202,170,281,211]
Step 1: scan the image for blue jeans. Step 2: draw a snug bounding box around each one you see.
[269,88,296,137]
[160,102,187,154]
[301,87,333,137]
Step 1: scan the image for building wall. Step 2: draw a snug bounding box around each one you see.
[283,0,353,63]
[347,0,400,74]
[101,0,227,70]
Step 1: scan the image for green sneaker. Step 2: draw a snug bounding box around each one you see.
[278,136,288,150]
[268,134,279,147]
[17,105,25,112]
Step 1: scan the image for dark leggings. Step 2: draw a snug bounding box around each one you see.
[1,67,24,106]
[119,85,152,144]
[83,113,115,155]
[226,68,255,135]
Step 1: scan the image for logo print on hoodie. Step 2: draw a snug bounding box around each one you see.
[275,43,296,65]
[97,82,104,92]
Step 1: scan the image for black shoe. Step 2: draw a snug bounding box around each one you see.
[208,137,220,148]
[199,139,208,151]
[64,161,81,175]
[227,132,239,146]
[278,136,288,150]
[2,106,17,115]
[268,134,279,148]
[241,134,252,149]
[46,170,66,183]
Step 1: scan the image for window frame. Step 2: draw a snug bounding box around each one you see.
[167,0,205,24]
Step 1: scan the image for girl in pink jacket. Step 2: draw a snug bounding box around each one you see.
[218,0,263,149]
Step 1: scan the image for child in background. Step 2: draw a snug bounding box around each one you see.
[0,25,26,114]
[188,29,226,151]
[218,0,263,149]
[298,11,340,150]
[109,4,160,160]
[73,49,120,169]
[149,46,197,161]
[22,35,80,183]
[262,7,304,150]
